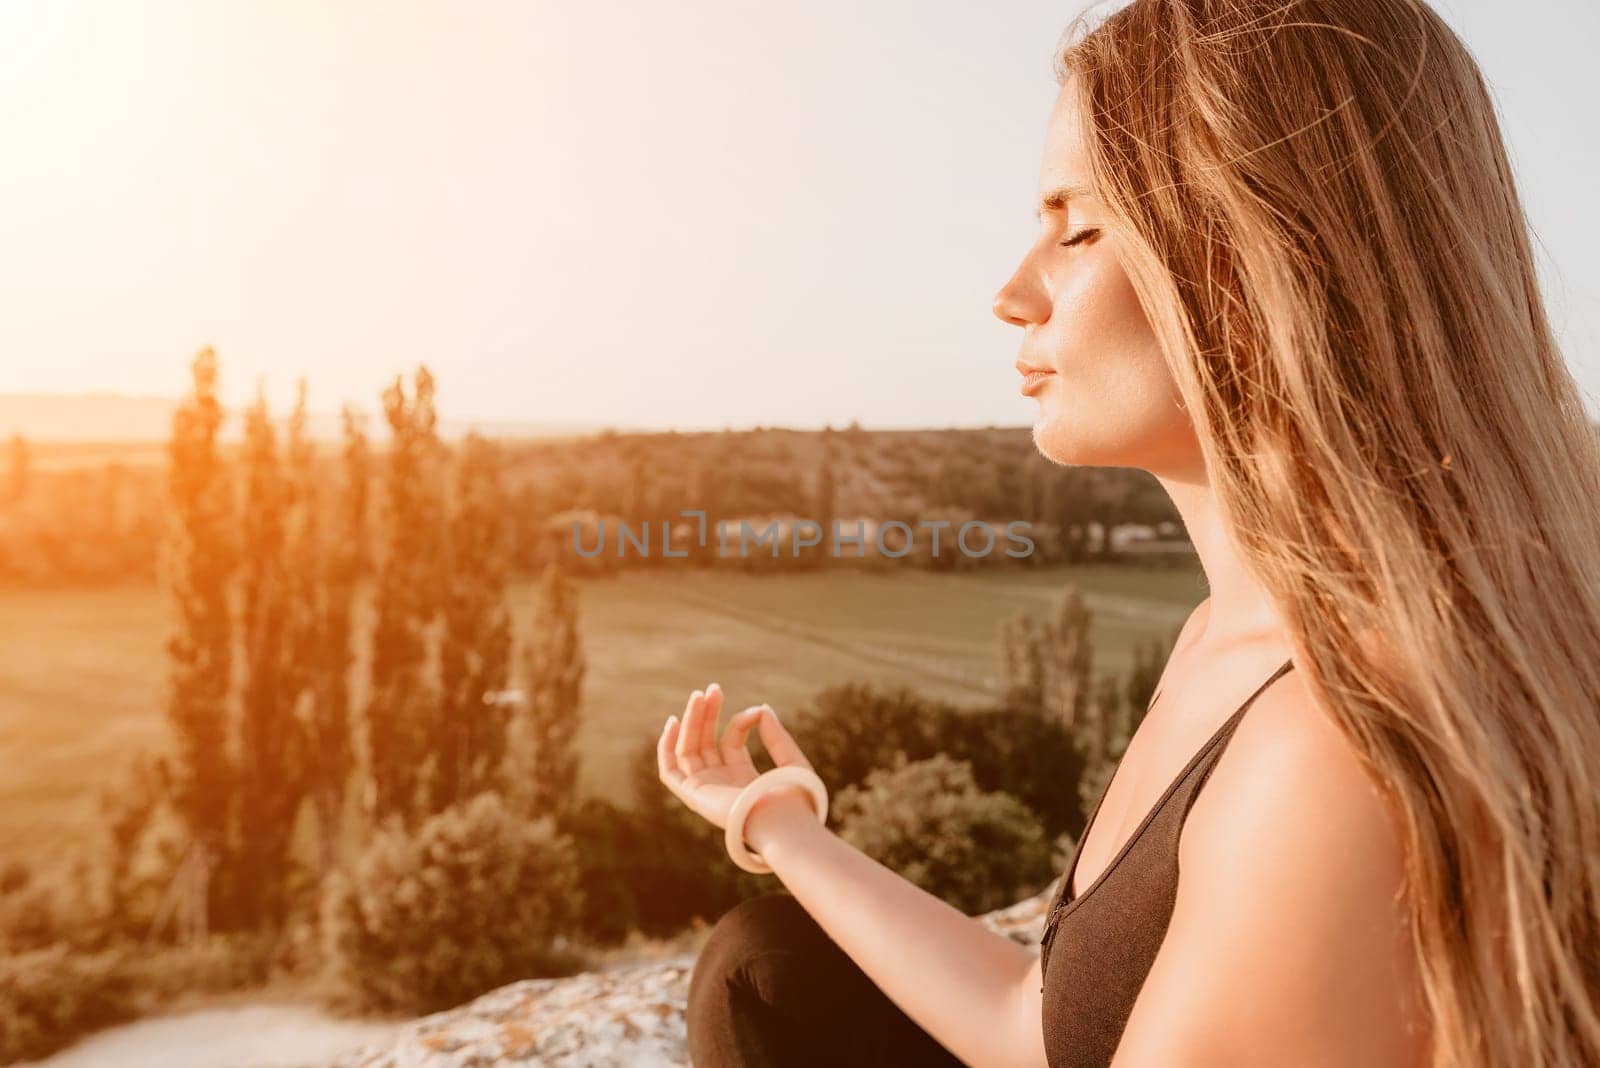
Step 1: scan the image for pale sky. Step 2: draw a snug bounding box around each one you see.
[2,0,1596,431]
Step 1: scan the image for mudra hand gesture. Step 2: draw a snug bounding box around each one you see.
[656,682,819,831]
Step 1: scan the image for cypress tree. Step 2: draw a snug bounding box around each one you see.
[305,403,369,875]
[233,380,304,928]
[999,611,1045,710]
[1075,674,1127,814]
[1041,585,1094,728]
[161,346,236,936]
[511,561,586,825]
[365,367,445,826]
[431,432,513,812]
[813,450,836,567]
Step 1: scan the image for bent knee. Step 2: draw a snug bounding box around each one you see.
[686,894,819,1064]
[699,892,812,962]
[690,892,815,987]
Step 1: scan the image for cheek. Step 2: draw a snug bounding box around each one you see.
[1030,251,1194,469]
[1046,247,1159,375]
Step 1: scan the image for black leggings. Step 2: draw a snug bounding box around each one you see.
[686,891,969,1067]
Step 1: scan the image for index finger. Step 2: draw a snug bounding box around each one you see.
[700,682,726,757]
[718,705,765,766]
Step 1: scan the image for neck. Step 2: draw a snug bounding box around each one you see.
[1156,469,1288,654]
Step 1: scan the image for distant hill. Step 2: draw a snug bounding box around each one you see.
[0,393,177,443]
[0,392,602,444]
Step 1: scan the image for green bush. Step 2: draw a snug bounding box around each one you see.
[612,740,774,935]
[0,878,61,953]
[0,944,138,1063]
[832,752,1055,914]
[789,682,1088,841]
[530,739,786,948]
[1,855,107,954]
[321,791,586,1014]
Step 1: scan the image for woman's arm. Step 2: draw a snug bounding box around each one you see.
[657,684,1048,1068]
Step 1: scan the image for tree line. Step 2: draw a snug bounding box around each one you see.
[0,403,1194,588]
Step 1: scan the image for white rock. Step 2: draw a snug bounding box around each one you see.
[329,880,1058,1068]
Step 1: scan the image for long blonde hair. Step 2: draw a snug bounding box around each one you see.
[1055,1,1600,1063]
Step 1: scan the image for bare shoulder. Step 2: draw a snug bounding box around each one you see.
[1188,664,1404,867]
[1109,666,1432,1067]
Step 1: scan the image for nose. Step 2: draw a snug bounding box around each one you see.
[992,261,1048,328]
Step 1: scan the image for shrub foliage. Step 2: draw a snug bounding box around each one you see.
[321,792,585,1013]
[833,752,1055,914]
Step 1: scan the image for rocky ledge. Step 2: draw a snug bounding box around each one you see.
[328,880,1059,1068]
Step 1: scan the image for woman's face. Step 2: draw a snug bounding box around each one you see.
[992,78,1198,477]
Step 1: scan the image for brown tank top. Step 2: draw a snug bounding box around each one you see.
[1039,657,1296,1067]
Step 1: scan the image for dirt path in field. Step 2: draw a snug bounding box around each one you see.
[644,578,1001,699]
[27,1002,402,1068]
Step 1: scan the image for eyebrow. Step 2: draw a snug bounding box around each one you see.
[1034,182,1095,221]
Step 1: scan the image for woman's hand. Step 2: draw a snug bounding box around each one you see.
[656,682,819,832]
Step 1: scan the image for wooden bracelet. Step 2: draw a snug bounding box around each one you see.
[724,765,829,874]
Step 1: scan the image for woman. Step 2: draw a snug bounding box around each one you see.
[657,1,1600,1065]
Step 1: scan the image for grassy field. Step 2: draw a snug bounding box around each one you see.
[0,563,1205,856]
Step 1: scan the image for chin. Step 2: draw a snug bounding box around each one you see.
[1034,412,1202,481]
[1031,413,1133,469]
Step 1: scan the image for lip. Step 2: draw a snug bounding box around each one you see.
[1016,359,1055,397]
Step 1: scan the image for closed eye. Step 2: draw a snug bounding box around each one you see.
[1059,227,1100,249]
